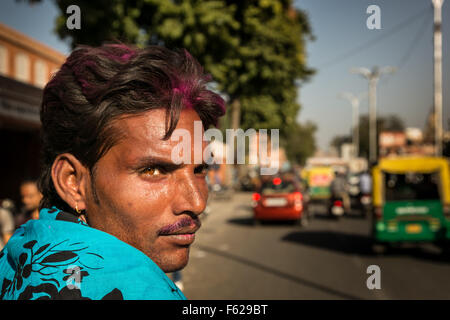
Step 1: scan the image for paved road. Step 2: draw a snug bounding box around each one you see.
[181,192,450,299]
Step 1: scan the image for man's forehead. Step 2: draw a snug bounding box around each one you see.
[109,109,207,161]
[21,183,39,193]
[114,109,201,141]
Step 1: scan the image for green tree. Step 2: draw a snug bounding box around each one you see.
[330,135,351,151]
[284,121,317,165]
[26,0,314,138]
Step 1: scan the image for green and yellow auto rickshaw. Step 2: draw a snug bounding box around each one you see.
[371,157,450,253]
[303,166,334,202]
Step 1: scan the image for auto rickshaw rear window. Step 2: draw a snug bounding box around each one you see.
[384,171,441,202]
[261,181,296,195]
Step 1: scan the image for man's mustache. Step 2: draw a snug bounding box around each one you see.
[158,216,201,235]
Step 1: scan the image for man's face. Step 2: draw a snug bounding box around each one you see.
[20,182,42,212]
[84,109,208,272]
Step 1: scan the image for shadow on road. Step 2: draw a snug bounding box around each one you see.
[282,230,450,263]
[195,244,362,300]
[227,217,254,226]
[311,211,367,220]
[282,230,372,255]
[228,217,298,227]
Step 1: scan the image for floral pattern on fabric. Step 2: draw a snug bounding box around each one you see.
[0,238,113,300]
[0,207,185,300]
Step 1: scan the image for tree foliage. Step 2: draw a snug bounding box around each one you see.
[26,0,316,159]
[284,121,317,165]
[331,114,406,158]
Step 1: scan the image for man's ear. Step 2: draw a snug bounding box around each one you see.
[51,153,89,211]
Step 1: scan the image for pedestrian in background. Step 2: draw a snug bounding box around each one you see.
[14,179,42,229]
[0,200,15,250]
[359,170,372,195]
[330,170,350,212]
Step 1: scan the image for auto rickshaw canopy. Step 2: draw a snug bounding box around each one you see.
[372,157,450,206]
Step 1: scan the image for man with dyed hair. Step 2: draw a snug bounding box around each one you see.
[0,44,225,300]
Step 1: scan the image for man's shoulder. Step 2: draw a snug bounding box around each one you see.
[0,217,185,300]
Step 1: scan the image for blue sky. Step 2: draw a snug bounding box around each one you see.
[0,0,449,151]
[295,0,450,150]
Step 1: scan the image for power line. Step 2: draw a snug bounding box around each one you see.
[396,14,432,70]
[379,12,432,87]
[317,6,431,71]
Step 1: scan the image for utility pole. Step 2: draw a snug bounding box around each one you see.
[351,66,395,164]
[338,92,367,158]
[432,0,444,156]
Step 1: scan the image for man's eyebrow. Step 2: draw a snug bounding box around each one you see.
[132,155,211,171]
[132,156,184,170]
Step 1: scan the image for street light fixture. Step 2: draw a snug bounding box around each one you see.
[432,0,444,156]
[338,91,367,159]
[350,66,396,164]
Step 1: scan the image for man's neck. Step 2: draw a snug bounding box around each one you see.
[30,209,40,220]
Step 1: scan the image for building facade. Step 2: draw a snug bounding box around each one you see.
[0,22,66,207]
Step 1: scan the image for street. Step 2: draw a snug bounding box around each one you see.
[182,192,450,300]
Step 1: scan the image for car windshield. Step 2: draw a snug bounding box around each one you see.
[384,171,441,201]
[261,180,296,195]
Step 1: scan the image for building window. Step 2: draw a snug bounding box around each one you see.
[14,52,30,82]
[0,45,8,75]
[34,59,47,88]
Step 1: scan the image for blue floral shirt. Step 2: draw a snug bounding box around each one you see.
[0,207,186,300]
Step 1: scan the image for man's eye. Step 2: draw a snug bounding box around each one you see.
[141,167,162,177]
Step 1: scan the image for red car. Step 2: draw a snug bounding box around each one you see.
[252,177,309,226]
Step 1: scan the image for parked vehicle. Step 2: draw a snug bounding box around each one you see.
[239,167,260,192]
[252,177,309,226]
[371,157,450,254]
[206,174,233,201]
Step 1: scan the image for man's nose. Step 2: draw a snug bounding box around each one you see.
[173,170,207,216]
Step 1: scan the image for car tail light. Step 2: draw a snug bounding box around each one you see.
[293,192,303,201]
[333,200,343,207]
[252,193,261,208]
[273,177,282,185]
[374,206,383,220]
[293,192,303,210]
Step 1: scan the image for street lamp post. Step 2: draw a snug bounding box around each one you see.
[432,0,444,156]
[338,92,367,158]
[351,66,395,164]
